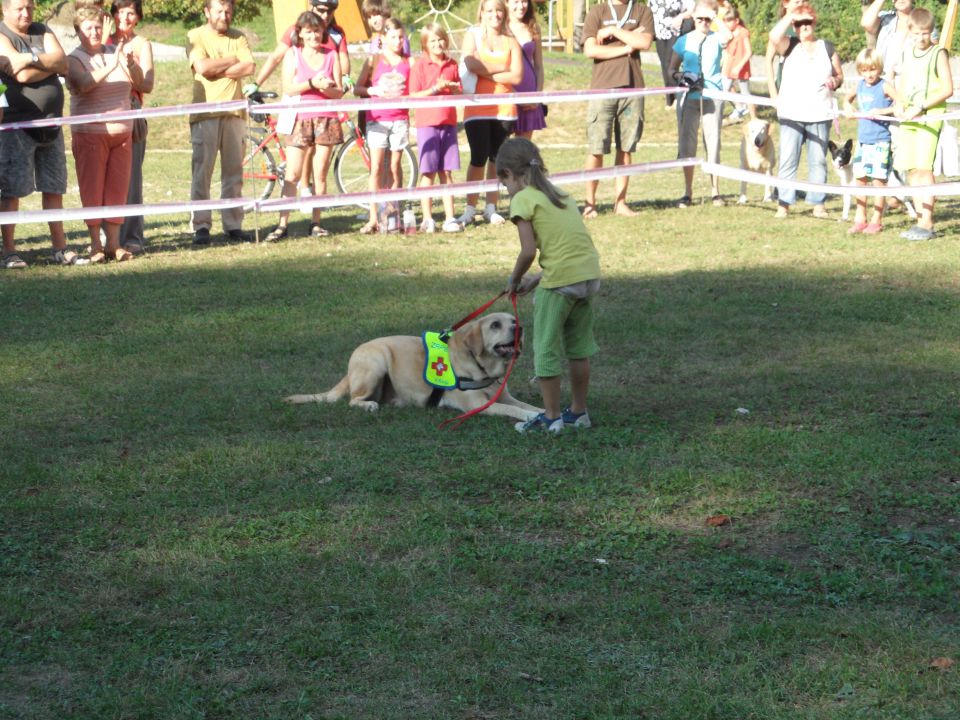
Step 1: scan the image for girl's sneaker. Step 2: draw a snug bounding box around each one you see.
[561,407,592,429]
[456,205,477,227]
[420,218,436,233]
[515,412,564,434]
[483,203,505,225]
[442,218,463,233]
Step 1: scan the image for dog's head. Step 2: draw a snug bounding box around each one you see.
[454,312,522,378]
[827,139,854,169]
[744,118,771,149]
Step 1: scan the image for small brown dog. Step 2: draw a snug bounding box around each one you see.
[285,312,543,421]
[738,118,776,204]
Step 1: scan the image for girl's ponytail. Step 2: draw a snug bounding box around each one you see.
[496,138,569,209]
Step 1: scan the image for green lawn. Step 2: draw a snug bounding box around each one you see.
[1,51,959,719]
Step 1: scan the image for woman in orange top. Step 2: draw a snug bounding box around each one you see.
[458,0,522,226]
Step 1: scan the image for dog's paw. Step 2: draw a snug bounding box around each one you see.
[353,400,379,413]
[738,195,748,205]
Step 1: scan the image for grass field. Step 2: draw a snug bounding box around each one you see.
[2,46,959,719]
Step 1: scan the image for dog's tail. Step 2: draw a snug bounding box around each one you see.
[284,375,350,405]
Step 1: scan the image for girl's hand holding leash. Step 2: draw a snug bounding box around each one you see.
[506,273,541,296]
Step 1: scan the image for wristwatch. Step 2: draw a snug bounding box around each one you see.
[30,48,39,64]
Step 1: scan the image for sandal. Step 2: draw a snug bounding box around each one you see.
[264,225,288,243]
[109,248,135,262]
[88,251,107,265]
[310,224,329,237]
[862,223,884,234]
[50,249,78,265]
[712,195,725,207]
[582,203,599,219]
[2,253,27,269]
[359,221,378,234]
[847,222,868,234]
[677,195,691,209]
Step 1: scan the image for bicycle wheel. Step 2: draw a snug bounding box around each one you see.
[333,136,371,207]
[244,132,282,201]
[333,137,421,209]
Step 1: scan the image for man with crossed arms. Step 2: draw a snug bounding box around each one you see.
[187,0,255,245]
[581,0,654,219]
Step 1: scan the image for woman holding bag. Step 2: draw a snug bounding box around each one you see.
[109,0,153,255]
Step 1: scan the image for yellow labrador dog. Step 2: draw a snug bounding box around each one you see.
[285,312,543,421]
[738,118,776,204]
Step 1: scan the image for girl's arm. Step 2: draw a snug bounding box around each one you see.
[764,40,778,100]
[354,57,376,96]
[828,50,843,90]
[461,28,487,75]
[534,32,544,92]
[280,48,303,96]
[506,219,539,294]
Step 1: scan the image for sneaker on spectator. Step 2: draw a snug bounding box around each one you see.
[561,406,592,429]
[442,218,463,233]
[483,203,505,225]
[420,218,436,233]
[515,412,564,434]
[456,205,477,227]
[193,227,211,245]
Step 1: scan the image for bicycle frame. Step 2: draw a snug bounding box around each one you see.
[337,111,372,172]
[245,116,286,182]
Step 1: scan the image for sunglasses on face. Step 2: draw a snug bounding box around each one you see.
[793,19,814,27]
[695,16,712,22]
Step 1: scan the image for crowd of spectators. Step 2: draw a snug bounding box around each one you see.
[0,0,954,268]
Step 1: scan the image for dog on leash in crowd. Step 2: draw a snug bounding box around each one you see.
[827,139,855,220]
[828,138,917,220]
[738,118,776,204]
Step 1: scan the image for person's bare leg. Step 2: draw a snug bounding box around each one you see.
[538,375,562,420]
[42,193,67,251]
[568,358,590,415]
[613,150,637,216]
[584,154,602,217]
[2,197,19,255]
[419,172,436,221]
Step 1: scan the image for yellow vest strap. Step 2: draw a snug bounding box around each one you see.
[422,331,458,389]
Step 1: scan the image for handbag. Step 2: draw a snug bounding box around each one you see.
[130,94,148,144]
[458,26,482,94]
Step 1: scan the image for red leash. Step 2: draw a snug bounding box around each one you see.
[438,291,521,431]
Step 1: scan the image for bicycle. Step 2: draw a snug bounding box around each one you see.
[244,90,286,201]
[244,91,419,208]
[332,110,419,208]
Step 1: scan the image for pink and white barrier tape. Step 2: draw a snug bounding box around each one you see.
[0,159,697,226]
[0,87,679,132]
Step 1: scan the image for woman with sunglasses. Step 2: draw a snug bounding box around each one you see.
[769,3,842,219]
[668,2,731,207]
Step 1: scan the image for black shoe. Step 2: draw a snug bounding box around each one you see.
[193,227,211,245]
[226,228,252,243]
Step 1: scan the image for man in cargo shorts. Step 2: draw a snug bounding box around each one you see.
[581,0,654,218]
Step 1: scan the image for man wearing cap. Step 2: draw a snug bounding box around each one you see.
[0,0,76,268]
[187,0,255,244]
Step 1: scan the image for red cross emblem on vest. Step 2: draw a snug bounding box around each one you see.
[431,356,448,377]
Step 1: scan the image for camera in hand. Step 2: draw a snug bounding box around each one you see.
[679,71,704,91]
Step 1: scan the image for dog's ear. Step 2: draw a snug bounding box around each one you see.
[843,138,854,153]
[458,319,485,356]
[827,140,838,154]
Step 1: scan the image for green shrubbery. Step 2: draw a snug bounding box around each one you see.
[37,0,263,25]
[738,0,952,62]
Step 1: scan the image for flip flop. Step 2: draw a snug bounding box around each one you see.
[582,204,599,219]
[311,224,329,237]
[110,248,135,262]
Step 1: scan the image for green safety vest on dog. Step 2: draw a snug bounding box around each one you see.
[422,331,457,389]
